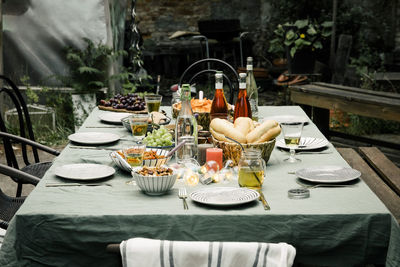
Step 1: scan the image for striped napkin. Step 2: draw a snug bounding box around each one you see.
[120,238,296,267]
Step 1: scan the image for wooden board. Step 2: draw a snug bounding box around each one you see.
[290,85,400,122]
[98,105,148,114]
[337,148,400,223]
[359,147,400,196]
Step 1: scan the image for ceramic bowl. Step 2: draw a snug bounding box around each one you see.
[132,169,177,195]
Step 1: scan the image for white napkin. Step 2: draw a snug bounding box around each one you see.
[120,238,296,267]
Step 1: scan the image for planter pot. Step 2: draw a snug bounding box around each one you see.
[71,93,97,131]
[286,48,316,75]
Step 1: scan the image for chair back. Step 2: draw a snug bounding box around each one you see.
[178,58,239,104]
[0,75,40,165]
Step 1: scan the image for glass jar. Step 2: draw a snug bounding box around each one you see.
[238,149,266,190]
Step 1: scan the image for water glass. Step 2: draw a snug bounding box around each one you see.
[280,121,304,163]
[123,143,146,167]
[145,95,162,113]
[176,135,197,163]
[129,113,149,142]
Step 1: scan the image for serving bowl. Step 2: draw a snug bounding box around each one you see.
[109,148,171,172]
[132,168,177,195]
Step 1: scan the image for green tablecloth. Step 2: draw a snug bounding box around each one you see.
[0,106,398,266]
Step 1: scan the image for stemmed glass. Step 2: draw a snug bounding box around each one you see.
[280,121,304,163]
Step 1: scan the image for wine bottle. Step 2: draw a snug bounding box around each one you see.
[246,57,258,121]
[210,71,229,122]
[234,73,252,121]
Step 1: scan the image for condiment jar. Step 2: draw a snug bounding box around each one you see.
[238,149,266,190]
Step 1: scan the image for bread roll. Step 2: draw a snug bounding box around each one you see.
[210,118,247,143]
[246,120,279,143]
[255,125,281,143]
[233,117,254,136]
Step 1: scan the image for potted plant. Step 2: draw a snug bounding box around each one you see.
[270,19,333,74]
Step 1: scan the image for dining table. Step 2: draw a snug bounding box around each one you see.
[0,105,399,267]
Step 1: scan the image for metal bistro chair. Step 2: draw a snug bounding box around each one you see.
[178,58,240,104]
[0,75,60,197]
[0,162,40,230]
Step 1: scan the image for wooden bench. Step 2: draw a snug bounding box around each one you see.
[337,147,400,223]
[289,82,400,148]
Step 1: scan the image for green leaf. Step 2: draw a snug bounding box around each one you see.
[78,66,101,74]
[290,47,296,58]
[285,30,295,40]
[294,19,308,29]
[88,81,104,87]
[307,26,317,35]
[322,29,332,37]
[321,21,333,27]
[313,41,323,49]
[284,39,294,46]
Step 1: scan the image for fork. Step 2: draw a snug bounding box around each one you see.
[178,188,189,210]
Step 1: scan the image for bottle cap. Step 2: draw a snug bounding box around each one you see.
[288,188,310,199]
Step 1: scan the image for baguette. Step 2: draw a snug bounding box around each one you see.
[246,120,279,143]
[210,118,247,143]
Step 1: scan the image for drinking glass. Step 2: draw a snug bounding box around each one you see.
[280,121,304,163]
[129,113,149,142]
[145,95,162,113]
[123,143,146,167]
[176,135,197,163]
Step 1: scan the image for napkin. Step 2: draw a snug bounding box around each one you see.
[120,238,296,267]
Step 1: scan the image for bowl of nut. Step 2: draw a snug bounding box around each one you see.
[132,166,177,195]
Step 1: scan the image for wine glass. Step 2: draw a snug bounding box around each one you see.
[280,121,304,163]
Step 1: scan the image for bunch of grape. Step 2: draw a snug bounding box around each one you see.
[143,126,173,147]
[99,93,145,111]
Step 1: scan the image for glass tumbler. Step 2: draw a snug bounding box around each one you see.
[129,113,149,142]
[145,95,162,113]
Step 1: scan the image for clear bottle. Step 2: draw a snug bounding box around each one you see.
[246,57,258,121]
[210,71,229,122]
[234,73,252,121]
[175,84,198,162]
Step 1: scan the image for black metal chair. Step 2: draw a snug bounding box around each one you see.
[178,58,240,104]
[0,163,40,230]
[0,75,60,197]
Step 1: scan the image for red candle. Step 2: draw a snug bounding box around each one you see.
[206,148,223,171]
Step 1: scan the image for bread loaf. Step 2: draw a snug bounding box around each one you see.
[246,120,280,143]
[209,118,247,143]
[233,117,254,136]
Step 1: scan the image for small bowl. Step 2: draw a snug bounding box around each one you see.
[121,116,171,133]
[132,168,177,195]
[110,148,172,172]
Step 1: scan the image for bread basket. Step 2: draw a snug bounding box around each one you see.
[212,137,276,166]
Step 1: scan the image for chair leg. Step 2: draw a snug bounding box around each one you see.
[16,183,23,197]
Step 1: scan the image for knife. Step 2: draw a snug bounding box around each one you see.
[258,190,271,210]
[46,183,112,187]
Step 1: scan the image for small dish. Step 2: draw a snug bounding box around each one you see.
[295,165,361,183]
[132,167,177,195]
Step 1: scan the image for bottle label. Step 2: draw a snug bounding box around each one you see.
[239,82,246,89]
[215,82,223,89]
[246,64,253,71]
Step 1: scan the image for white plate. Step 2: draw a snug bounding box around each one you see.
[295,165,361,183]
[276,137,329,150]
[54,163,115,180]
[263,115,309,125]
[98,112,131,124]
[68,132,120,145]
[190,187,260,206]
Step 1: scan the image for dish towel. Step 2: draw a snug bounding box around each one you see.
[120,238,296,267]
